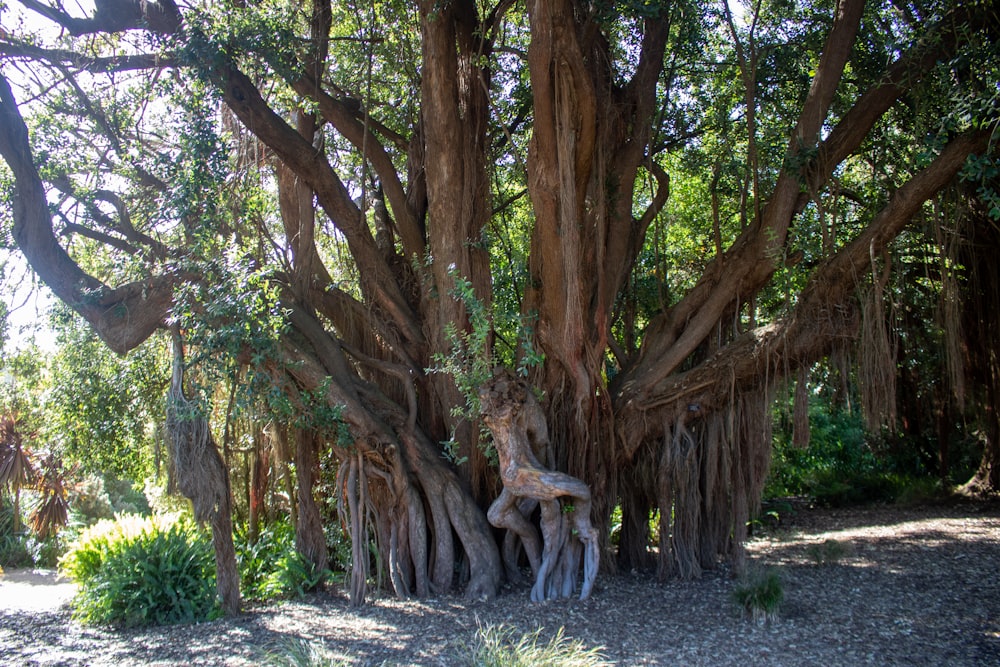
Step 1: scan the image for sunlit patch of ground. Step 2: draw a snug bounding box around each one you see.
[0,569,76,612]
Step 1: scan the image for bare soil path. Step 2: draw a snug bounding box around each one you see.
[2,500,999,666]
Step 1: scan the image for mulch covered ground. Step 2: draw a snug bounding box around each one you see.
[2,499,999,666]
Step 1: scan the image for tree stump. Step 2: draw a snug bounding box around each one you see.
[479,369,599,601]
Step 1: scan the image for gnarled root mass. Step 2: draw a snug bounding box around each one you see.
[479,369,599,601]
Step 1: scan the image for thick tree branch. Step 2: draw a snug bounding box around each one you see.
[640,0,999,388]
[598,16,671,322]
[635,159,671,234]
[291,73,424,260]
[18,0,181,36]
[620,128,993,446]
[0,74,175,353]
[207,58,423,347]
[619,0,868,397]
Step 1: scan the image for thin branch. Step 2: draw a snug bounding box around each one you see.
[0,41,180,72]
[636,158,671,231]
[59,219,138,255]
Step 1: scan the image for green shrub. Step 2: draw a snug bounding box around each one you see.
[767,405,874,499]
[733,568,783,624]
[0,533,33,568]
[236,520,330,601]
[767,402,951,506]
[461,624,610,667]
[0,500,65,568]
[893,475,948,505]
[67,475,152,532]
[60,513,218,627]
[261,551,328,599]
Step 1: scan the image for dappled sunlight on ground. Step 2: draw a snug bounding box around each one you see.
[2,502,998,665]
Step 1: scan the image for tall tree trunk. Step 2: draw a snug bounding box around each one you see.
[248,425,269,544]
[522,0,670,572]
[418,0,496,504]
[960,195,1000,495]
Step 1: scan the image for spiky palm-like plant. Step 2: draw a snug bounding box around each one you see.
[0,414,36,533]
[29,453,70,540]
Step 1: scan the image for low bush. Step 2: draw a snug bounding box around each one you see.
[0,503,32,568]
[60,513,218,627]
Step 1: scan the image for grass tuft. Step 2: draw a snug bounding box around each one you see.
[806,538,852,565]
[265,638,353,667]
[460,622,610,667]
[733,567,783,624]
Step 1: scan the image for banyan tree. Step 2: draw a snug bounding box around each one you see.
[1,0,998,610]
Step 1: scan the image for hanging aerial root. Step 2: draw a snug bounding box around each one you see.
[792,365,811,449]
[858,251,897,432]
[668,417,701,580]
[342,450,369,606]
[654,384,774,580]
[165,329,239,615]
[165,332,230,525]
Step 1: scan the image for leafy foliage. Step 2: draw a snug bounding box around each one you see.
[45,308,165,480]
[236,520,331,601]
[0,413,35,498]
[67,474,152,531]
[60,514,218,627]
[767,398,951,506]
[0,408,70,554]
[0,502,33,568]
[28,452,70,540]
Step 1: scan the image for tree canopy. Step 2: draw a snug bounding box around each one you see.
[1,0,997,610]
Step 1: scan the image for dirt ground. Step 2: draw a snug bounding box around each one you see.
[2,500,999,666]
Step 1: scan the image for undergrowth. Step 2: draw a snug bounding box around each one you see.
[266,638,354,667]
[767,402,951,507]
[263,624,608,667]
[806,538,852,565]
[236,520,332,601]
